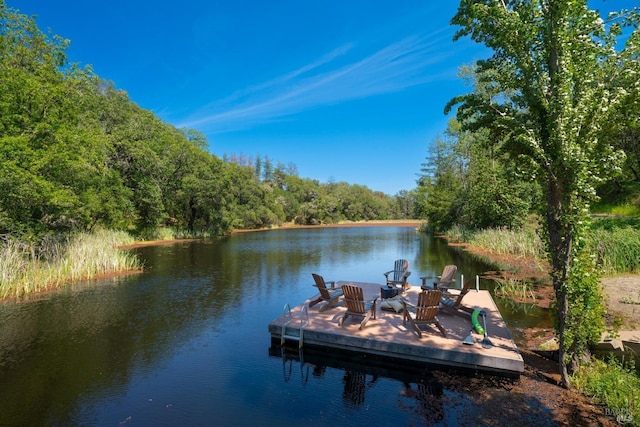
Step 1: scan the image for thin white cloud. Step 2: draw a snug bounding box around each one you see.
[178,29,460,133]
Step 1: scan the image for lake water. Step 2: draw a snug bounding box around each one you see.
[0,226,552,426]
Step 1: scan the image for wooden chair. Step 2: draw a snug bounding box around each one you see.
[420,265,457,291]
[339,284,378,329]
[402,290,447,338]
[309,273,343,312]
[439,278,474,315]
[383,259,411,292]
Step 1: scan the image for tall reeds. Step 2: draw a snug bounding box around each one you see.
[468,226,545,259]
[0,230,141,301]
[445,221,640,275]
[593,226,640,275]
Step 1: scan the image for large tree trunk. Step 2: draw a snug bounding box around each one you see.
[546,179,572,388]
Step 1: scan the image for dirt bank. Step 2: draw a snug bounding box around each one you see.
[601,275,640,330]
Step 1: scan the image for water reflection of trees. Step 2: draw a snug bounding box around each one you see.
[400,380,445,423]
[342,371,378,406]
[339,367,445,423]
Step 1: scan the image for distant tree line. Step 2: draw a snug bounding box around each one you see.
[0,3,414,241]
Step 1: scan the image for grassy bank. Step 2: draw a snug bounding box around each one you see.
[0,230,141,301]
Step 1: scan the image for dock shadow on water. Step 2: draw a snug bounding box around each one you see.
[270,342,555,427]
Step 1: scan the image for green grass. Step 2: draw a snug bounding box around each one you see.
[469,226,544,258]
[136,226,214,241]
[447,224,544,259]
[137,226,178,241]
[572,358,640,426]
[416,221,430,233]
[592,200,640,217]
[0,230,141,301]
[591,217,640,275]
[444,224,475,243]
[592,187,640,217]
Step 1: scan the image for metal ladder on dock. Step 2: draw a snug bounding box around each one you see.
[281,303,309,349]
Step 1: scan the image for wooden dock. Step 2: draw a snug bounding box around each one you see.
[268,281,524,376]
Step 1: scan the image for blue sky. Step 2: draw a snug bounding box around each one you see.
[9,1,619,195]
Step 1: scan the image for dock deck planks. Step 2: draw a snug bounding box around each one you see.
[268,281,524,376]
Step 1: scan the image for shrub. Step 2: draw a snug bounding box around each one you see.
[572,358,640,426]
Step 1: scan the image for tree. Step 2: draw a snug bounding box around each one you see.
[255,154,263,182]
[417,135,464,230]
[416,115,535,230]
[447,0,640,387]
[597,76,640,203]
[394,190,415,219]
[262,155,273,182]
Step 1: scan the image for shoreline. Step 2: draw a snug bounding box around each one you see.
[118,238,200,250]
[119,225,637,425]
[230,220,422,234]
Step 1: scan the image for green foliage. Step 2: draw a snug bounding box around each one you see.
[592,218,640,275]
[469,226,544,259]
[446,218,640,277]
[592,198,640,217]
[463,161,537,229]
[416,132,465,230]
[572,358,640,426]
[0,4,404,242]
[417,118,538,232]
[494,278,536,302]
[444,224,475,243]
[559,219,607,367]
[136,227,177,242]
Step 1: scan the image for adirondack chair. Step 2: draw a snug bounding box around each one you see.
[439,278,474,315]
[383,259,411,292]
[339,284,378,329]
[309,273,343,312]
[402,290,447,338]
[420,265,457,291]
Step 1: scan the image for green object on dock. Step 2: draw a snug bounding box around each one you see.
[471,309,485,335]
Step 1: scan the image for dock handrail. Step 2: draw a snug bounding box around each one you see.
[281,303,309,349]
